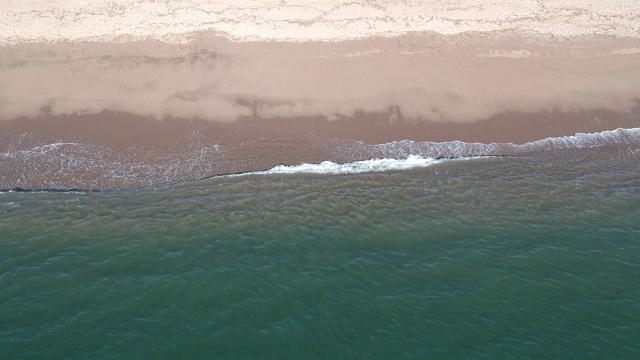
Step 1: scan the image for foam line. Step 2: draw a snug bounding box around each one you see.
[238,155,445,176]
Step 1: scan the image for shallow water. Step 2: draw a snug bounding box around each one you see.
[1,153,639,359]
[2,127,639,190]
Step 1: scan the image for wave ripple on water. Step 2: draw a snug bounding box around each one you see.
[0,149,639,358]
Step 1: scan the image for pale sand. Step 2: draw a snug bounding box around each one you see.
[3,0,639,44]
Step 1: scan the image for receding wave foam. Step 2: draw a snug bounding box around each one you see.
[236,155,445,176]
[347,127,640,159]
[1,128,639,190]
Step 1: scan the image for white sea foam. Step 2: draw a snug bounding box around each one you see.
[351,127,640,160]
[237,155,445,177]
[518,127,640,151]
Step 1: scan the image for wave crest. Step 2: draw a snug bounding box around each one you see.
[237,155,445,176]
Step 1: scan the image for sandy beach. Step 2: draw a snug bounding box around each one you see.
[1,1,639,188]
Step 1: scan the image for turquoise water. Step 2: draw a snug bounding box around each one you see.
[1,155,639,359]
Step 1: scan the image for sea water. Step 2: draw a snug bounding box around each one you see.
[1,149,639,358]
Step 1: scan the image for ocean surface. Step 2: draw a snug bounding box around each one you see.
[1,133,640,359]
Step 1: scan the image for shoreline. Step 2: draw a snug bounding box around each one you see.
[1,115,638,190]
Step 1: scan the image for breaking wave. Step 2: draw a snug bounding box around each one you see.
[233,155,447,176]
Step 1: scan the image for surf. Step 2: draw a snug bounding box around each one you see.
[1,128,639,191]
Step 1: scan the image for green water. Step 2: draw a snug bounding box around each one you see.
[1,156,639,359]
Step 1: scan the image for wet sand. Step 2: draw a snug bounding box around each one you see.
[1,105,639,150]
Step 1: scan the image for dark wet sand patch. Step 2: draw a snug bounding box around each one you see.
[1,105,638,151]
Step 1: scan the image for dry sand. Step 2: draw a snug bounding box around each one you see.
[4,0,639,43]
